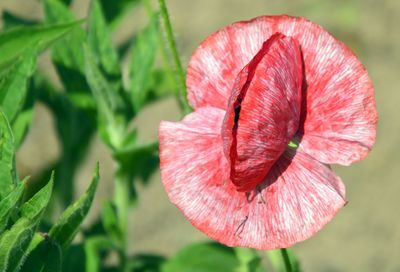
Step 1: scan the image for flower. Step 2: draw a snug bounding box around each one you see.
[159,15,377,249]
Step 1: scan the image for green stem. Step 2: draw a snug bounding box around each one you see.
[158,0,192,114]
[280,248,293,272]
[113,167,130,272]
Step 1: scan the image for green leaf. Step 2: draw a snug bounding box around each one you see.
[20,235,62,272]
[42,0,89,94]
[0,50,36,123]
[84,43,127,148]
[114,140,159,185]
[267,249,301,272]
[0,20,83,75]
[161,242,239,272]
[99,0,140,29]
[0,217,37,272]
[129,254,166,272]
[0,182,25,234]
[129,14,159,112]
[88,0,121,80]
[234,248,263,272]
[33,74,96,206]
[101,201,121,243]
[21,172,54,221]
[49,164,99,251]
[84,236,115,272]
[0,111,17,199]
[2,10,38,30]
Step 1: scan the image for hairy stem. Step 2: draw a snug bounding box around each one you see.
[158,0,192,114]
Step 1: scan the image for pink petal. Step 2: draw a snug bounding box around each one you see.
[221,33,303,192]
[187,15,377,165]
[160,111,346,249]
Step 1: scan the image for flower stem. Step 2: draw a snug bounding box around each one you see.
[158,0,192,114]
[280,248,293,272]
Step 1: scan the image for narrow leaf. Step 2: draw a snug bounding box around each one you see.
[21,173,54,221]
[2,10,38,30]
[49,164,99,251]
[88,0,121,78]
[20,235,62,272]
[0,217,37,272]
[267,249,301,272]
[0,20,83,75]
[0,182,25,234]
[42,0,88,93]
[129,14,159,111]
[0,51,36,123]
[0,111,17,199]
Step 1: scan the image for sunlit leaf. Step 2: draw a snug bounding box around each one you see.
[234,247,263,272]
[49,164,99,251]
[21,172,54,221]
[0,20,83,75]
[0,217,37,272]
[0,111,17,199]
[161,242,239,272]
[0,182,25,234]
[0,175,53,271]
[0,51,36,123]
[101,201,121,243]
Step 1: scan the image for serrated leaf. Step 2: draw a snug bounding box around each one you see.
[20,235,62,272]
[161,242,239,272]
[42,0,89,93]
[0,182,25,234]
[0,217,38,272]
[21,173,54,221]
[0,50,36,124]
[49,164,99,251]
[0,20,83,75]
[88,0,121,79]
[129,14,159,112]
[0,111,17,199]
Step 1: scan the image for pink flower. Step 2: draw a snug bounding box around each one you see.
[159,15,377,249]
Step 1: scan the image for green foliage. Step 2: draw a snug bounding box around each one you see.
[267,249,301,272]
[161,242,240,272]
[129,14,159,112]
[0,112,17,199]
[0,182,25,234]
[0,20,82,75]
[49,164,99,252]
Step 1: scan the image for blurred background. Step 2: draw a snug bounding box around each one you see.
[1,0,399,271]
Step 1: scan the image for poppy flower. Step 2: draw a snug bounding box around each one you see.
[159,15,377,249]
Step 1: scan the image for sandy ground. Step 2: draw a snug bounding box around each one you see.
[1,0,400,271]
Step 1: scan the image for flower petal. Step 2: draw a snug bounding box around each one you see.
[160,113,346,249]
[221,33,303,192]
[187,15,377,165]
